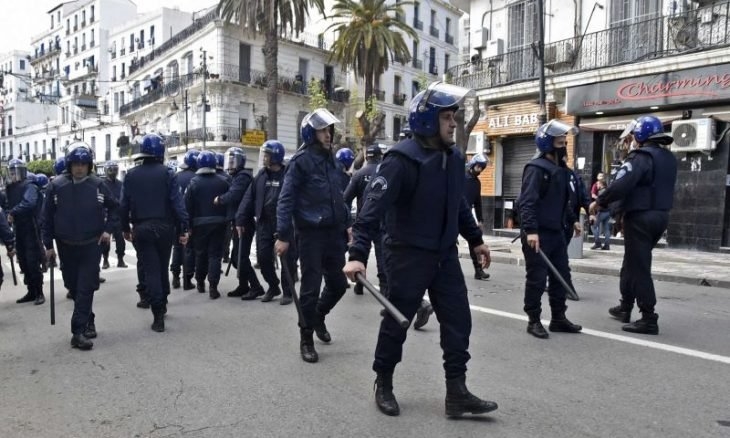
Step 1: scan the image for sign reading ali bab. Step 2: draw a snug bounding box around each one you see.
[242,130,266,146]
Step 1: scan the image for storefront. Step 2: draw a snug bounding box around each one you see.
[566,64,730,250]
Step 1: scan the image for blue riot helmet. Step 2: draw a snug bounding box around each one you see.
[195,150,217,174]
[53,156,67,175]
[467,153,489,171]
[301,108,340,146]
[27,172,37,186]
[181,149,201,170]
[34,173,49,188]
[409,81,474,138]
[632,115,674,145]
[166,160,178,172]
[335,148,355,169]
[535,119,579,153]
[261,140,285,165]
[135,133,165,160]
[224,147,247,173]
[398,126,412,140]
[366,144,382,160]
[215,152,225,170]
[66,141,95,174]
[8,159,28,184]
[105,160,119,178]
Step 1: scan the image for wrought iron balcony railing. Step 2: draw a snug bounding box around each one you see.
[430,26,439,38]
[450,0,730,90]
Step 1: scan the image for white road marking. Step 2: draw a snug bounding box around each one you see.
[468,303,730,365]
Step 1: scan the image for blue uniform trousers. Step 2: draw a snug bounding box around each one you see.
[57,241,101,335]
[193,223,226,287]
[133,221,174,310]
[521,229,570,317]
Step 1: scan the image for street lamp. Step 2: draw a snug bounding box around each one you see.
[200,48,212,148]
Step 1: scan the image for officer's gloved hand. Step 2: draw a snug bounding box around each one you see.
[6,246,15,259]
[45,248,56,264]
[343,260,366,283]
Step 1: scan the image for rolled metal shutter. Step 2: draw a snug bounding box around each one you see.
[502,136,537,198]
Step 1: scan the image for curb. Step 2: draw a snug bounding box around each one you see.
[457,251,730,290]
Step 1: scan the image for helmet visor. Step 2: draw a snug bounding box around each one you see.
[542,120,579,137]
[8,167,27,183]
[224,150,245,172]
[304,108,340,131]
[619,119,639,140]
[422,82,475,110]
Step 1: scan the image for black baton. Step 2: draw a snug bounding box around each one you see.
[355,273,410,329]
[49,258,56,325]
[9,254,17,286]
[515,232,580,301]
[280,253,306,327]
[237,234,244,280]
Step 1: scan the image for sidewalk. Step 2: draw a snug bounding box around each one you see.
[458,236,730,289]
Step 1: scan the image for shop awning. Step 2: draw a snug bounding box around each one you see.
[578,111,684,132]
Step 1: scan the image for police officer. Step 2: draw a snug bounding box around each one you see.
[335,148,355,179]
[518,120,583,339]
[100,161,127,269]
[591,115,677,335]
[170,149,199,290]
[185,151,230,299]
[237,140,294,305]
[215,151,234,263]
[344,144,386,296]
[343,82,497,417]
[42,143,118,350]
[275,108,352,363]
[465,153,490,281]
[6,159,45,305]
[119,134,189,332]
[0,204,16,290]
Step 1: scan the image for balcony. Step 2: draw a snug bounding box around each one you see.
[120,48,126,56]
[450,0,730,90]
[445,34,454,45]
[412,58,423,69]
[72,94,98,108]
[30,45,61,64]
[111,52,116,59]
[81,21,86,27]
[81,44,86,51]
[395,13,404,23]
[73,25,78,31]
[90,15,95,23]
[430,26,439,38]
[393,93,407,106]
[414,19,423,31]
[90,40,95,48]
[429,64,439,75]
[374,89,385,101]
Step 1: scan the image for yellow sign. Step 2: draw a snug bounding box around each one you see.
[242,130,266,146]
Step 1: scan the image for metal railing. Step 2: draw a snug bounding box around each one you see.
[31,45,61,63]
[450,1,730,89]
[430,26,439,38]
[429,64,439,75]
[445,34,454,45]
[414,19,423,31]
[374,89,385,101]
[413,58,423,69]
[393,93,407,106]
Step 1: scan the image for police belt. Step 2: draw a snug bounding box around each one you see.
[58,237,99,246]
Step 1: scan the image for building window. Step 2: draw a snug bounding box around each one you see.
[507,1,538,81]
[19,60,25,70]
[90,136,96,158]
[113,92,120,112]
[34,141,38,154]
[412,80,420,97]
[150,25,155,45]
[444,53,450,72]
[608,0,662,63]
[139,30,145,49]
[105,134,111,161]
[43,139,47,154]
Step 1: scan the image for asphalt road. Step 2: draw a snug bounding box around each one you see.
[0,253,728,438]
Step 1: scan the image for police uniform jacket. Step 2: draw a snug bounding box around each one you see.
[597,143,677,213]
[41,174,119,248]
[119,160,189,234]
[276,143,351,242]
[344,161,379,213]
[217,169,253,221]
[464,171,483,223]
[348,137,484,264]
[518,156,568,234]
[0,208,15,249]
[102,177,123,201]
[176,169,196,194]
[7,180,41,221]
[236,166,285,227]
[185,173,230,227]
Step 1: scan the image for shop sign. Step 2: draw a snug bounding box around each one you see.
[567,65,730,115]
[488,113,540,129]
[485,101,547,136]
[242,130,266,146]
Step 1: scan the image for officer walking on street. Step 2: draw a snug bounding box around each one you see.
[343,82,497,418]
[464,153,490,281]
[100,161,127,269]
[591,115,677,335]
[170,149,199,290]
[275,108,352,363]
[119,133,189,332]
[518,120,583,339]
[0,205,16,291]
[237,140,294,305]
[185,151,230,299]
[41,143,119,350]
[6,159,45,305]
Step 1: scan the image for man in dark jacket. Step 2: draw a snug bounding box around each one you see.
[170,149,200,290]
[275,108,352,364]
[592,115,677,335]
[42,143,118,350]
[100,161,127,269]
[464,153,490,280]
[344,82,497,418]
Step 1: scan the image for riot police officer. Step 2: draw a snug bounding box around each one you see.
[6,159,45,305]
[344,144,386,296]
[170,149,199,290]
[592,115,677,335]
[518,120,583,339]
[275,108,352,363]
[101,161,127,269]
[335,148,355,179]
[0,205,15,291]
[465,153,490,281]
[42,143,118,350]
[185,151,230,299]
[119,134,189,332]
[343,81,497,417]
[237,140,294,305]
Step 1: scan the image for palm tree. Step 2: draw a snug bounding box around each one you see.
[218,0,324,139]
[327,0,417,148]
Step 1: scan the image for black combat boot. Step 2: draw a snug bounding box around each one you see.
[261,285,282,302]
[209,285,220,300]
[117,257,128,268]
[526,310,549,339]
[609,300,633,323]
[196,281,206,294]
[445,375,498,417]
[474,268,490,280]
[66,290,75,300]
[240,287,264,300]
[84,321,97,339]
[16,290,35,304]
[280,294,293,305]
[151,309,165,332]
[183,277,196,291]
[34,288,46,305]
[413,301,434,330]
[374,372,400,416]
[102,257,110,269]
[314,312,331,343]
[353,283,364,295]
[549,315,583,333]
[227,284,247,297]
[71,333,93,350]
[137,291,150,309]
[300,329,318,363]
[172,275,181,289]
[622,312,659,335]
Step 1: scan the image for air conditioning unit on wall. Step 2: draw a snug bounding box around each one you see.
[670,118,715,153]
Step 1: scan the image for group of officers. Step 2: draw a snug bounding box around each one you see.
[0,79,677,419]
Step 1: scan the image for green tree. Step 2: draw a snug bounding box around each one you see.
[27,160,54,176]
[327,0,417,148]
[218,0,325,139]
[307,77,328,111]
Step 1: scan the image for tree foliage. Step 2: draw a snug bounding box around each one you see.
[27,160,54,176]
